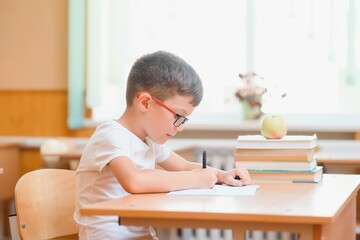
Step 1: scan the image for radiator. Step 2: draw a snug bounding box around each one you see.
[156,229,295,240]
[156,147,297,240]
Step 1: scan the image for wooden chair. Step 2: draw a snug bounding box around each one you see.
[40,138,80,170]
[14,169,78,239]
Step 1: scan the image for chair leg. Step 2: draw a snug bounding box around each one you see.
[2,199,10,237]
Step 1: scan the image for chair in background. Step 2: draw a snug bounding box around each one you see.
[14,169,78,239]
[0,143,20,238]
[40,138,81,170]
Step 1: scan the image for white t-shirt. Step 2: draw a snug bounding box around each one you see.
[74,120,171,240]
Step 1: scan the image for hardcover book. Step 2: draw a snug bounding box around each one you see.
[235,158,317,171]
[236,134,318,149]
[249,166,323,183]
[234,147,316,162]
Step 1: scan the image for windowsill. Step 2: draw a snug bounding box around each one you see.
[85,113,360,133]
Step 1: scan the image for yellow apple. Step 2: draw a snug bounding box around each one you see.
[261,115,287,139]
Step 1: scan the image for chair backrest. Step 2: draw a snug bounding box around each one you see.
[14,169,78,239]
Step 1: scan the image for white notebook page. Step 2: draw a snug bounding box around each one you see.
[168,184,259,197]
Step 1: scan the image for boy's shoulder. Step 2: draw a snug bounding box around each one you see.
[97,119,119,128]
[85,120,134,150]
[94,120,135,140]
[93,120,125,136]
[94,119,117,130]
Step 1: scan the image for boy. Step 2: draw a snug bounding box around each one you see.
[74,51,251,239]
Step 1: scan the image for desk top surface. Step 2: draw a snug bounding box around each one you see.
[80,174,360,225]
[0,142,19,149]
[0,168,3,174]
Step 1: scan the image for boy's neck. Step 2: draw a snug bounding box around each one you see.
[118,109,147,141]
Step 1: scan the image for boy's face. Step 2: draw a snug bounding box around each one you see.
[146,94,196,144]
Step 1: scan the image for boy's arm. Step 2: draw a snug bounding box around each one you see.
[108,153,217,194]
[157,151,201,171]
[158,152,251,186]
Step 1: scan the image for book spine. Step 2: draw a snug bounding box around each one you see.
[235,159,317,171]
[233,148,314,156]
[236,142,317,149]
[249,166,323,183]
[234,154,311,162]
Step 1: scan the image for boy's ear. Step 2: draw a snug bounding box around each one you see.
[136,92,152,112]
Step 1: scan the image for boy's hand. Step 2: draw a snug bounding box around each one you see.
[222,168,251,187]
[191,168,218,189]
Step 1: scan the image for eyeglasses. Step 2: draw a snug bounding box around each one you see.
[151,95,189,127]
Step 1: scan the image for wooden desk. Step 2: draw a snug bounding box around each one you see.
[80,174,360,240]
[316,140,360,171]
[315,140,360,225]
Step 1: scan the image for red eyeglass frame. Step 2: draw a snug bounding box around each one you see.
[150,95,189,127]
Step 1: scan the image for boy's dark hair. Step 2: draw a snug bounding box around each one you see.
[126,51,203,106]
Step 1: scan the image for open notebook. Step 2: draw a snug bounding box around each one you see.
[168,184,259,197]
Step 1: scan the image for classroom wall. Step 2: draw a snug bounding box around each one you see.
[0,0,68,90]
[0,0,70,135]
[0,0,95,137]
[0,0,86,173]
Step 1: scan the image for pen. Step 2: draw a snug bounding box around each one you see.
[202,150,207,169]
[202,150,240,180]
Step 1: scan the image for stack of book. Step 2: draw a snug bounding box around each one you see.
[235,134,323,183]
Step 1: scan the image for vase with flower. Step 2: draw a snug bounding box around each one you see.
[235,73,266,120]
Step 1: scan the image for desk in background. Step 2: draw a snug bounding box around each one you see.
[80,174,360,240]
[39,139,360,162]
[0,143,20,237]
[3,137,360,169]
[315,140,360,172]
[41,147,83,170]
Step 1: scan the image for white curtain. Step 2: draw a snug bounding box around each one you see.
[85,0,360,123]
[68,0,85,129]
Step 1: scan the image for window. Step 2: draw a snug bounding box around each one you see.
[83,0,360,125]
